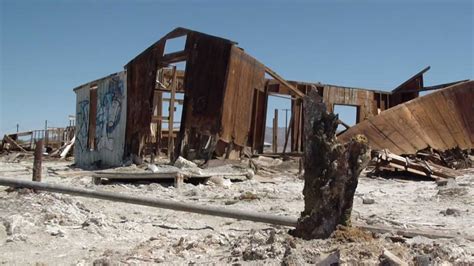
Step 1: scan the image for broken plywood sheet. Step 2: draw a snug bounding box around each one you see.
[339,81,473,155]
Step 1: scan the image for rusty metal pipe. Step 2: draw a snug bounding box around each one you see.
[0,177,297,227]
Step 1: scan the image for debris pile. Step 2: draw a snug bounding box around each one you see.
[371,148,472,180]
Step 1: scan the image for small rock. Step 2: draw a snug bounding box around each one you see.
[174,156,198,168]
[208,176,232,188]
[146,164,159,173]
[440,208,461,217]
[46,226,65,237]
[238,192,259,201]
[362,198,375,204]
[435,179,448,186]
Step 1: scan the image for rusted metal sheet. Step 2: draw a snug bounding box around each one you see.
[220,45,265,147]
[339,81,473,154]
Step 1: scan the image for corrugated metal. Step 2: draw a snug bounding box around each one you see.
[339,81,473,154]
[74,71,127,167]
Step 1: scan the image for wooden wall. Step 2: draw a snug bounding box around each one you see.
[220,46,265,148]
[182,32,233,135]
[124,40,164,158]
[322,85,378,122]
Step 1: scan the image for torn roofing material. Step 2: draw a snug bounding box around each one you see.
[338,80,473,155]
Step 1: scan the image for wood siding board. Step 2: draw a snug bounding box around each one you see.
[382,108,419,154]
[368,115,409,154]
[452,85,474,145]
[220,46,243,143]
[398,105,433,150]
[421,95,457,149]
[405,100,446,149]
[340,81,473,155]
[183,32,232,135]
[125,40,164,157]
[440,89,471,149]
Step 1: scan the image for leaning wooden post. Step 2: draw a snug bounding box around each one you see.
[32,139,43,182]
[290,88,370,240]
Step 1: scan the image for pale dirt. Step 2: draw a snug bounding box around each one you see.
[0,155,472,265]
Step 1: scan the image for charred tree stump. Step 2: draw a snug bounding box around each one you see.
[290,89,370,240]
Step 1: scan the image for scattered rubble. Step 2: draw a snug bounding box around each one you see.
[0,145,473,264]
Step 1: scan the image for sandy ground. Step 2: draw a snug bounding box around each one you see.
[0,155,473,265]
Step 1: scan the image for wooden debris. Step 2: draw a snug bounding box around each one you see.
[373,149,460,179]
[290,89,370,239]
[339,81,473,155]
[3,135,27,152]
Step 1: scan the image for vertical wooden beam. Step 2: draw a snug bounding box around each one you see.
[252,88,260,152]
[33,140,43,182]
[168,66,177,159]
[272,109,278,153]
[282,112,294,154]
[298,100,304,152]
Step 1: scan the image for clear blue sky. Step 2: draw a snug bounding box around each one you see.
[1,0,472,136]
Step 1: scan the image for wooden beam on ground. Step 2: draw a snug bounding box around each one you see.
[265,66,305,98]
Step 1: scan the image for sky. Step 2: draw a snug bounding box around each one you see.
[1,0,473,136]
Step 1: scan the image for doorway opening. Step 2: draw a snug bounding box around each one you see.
[333,104,359,133]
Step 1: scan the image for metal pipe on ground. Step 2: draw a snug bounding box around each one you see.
[0,177,297,227]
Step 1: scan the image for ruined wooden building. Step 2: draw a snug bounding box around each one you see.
[73,27,471,168]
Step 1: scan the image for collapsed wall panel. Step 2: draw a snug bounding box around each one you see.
[124,41,164,157]
[74,71,127,167]
[220,46,265,147]
[182,32,233,135]
[339,81,473,154]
